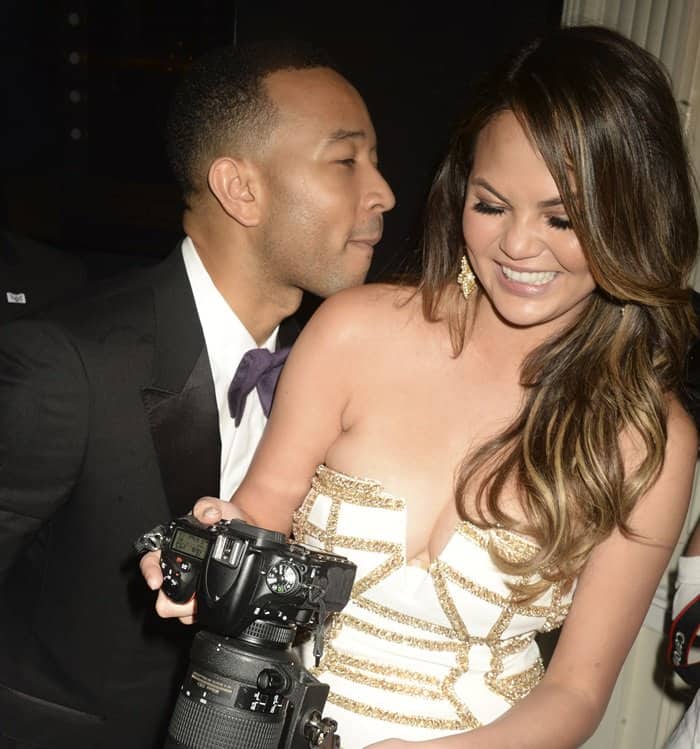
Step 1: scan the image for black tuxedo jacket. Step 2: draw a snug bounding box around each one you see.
[0,246,297,748]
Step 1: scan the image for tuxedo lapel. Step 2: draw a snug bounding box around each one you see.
[277,315,300,350]
[141,248,221,517]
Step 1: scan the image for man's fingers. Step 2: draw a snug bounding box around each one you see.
[154,589,197,622]
[139,550,163,590]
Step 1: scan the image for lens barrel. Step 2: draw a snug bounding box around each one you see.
[165,628,297,749]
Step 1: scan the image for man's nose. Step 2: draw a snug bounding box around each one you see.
[366,166,396,213]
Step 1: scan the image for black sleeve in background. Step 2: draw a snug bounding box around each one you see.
[0,231,89,325]
[683,291,700,432]
[0,320,89,583]
[684,341,700,431]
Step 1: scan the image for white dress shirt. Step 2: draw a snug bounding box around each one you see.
[181,237,278,500]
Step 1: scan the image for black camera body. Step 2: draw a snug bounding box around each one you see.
[136,515,356,749]
[158,516,355,639]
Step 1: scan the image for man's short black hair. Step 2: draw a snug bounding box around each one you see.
[166,40,335,201]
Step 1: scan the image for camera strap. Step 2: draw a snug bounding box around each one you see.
[313,597,328,666]
[668,592,700,687]
[134,524,167,555]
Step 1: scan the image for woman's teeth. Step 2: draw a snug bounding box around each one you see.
[501,266,557,285]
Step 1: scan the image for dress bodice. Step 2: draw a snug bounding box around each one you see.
[292,465,575,747]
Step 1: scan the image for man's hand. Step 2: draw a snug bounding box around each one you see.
[139,496,247,624]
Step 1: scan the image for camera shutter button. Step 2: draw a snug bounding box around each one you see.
[256,668,287,694]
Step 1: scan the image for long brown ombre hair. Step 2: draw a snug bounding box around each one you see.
[420,26,698,599]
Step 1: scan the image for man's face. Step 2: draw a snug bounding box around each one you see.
[256,67,395,298]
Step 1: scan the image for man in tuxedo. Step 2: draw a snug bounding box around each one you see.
[0,41,394,749]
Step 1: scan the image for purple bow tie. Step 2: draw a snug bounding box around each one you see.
[227,347,290,426]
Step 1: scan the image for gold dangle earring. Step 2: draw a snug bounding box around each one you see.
[457,255,477,300]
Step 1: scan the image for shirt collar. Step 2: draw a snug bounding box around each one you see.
[181,236,279,390]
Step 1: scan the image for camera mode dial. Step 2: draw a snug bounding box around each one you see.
[266,560,301,595]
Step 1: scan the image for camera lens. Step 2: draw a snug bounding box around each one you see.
[165,631,293,749]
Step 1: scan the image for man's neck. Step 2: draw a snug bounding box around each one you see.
[186,233,300,345]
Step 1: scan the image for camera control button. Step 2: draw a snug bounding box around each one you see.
[256,668,287,694]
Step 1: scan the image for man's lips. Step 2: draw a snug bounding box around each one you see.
[348,235,382,246]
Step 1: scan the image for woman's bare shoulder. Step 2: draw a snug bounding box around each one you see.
[302,283,422,341]
[666,393,699,460]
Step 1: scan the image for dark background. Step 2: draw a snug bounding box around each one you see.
[1,0,563,284]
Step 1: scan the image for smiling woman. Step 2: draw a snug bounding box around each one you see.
[462,110,596,332]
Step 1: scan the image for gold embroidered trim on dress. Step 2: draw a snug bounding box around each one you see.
[486,659,544,704]
[326,692,477,731]
[335,613,459,651]
[320,647,442,699]
[352,595,456,638]
[312,464,404,509]
[322,645,442,686]
[292,464,574,729]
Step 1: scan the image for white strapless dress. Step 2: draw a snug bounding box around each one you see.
[291,465,574,749]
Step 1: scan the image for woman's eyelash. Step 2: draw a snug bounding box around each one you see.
[548,216,573,230]
[472,201,503,215]
[473,200,573,231]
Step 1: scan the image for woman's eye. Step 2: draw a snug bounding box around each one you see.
[548,215,573,231]
[473,201,504,216]
[337,158,356,167]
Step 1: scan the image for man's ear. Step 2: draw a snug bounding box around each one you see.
[207,157,261,226]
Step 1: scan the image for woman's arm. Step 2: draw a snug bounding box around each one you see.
[368,398,698,749]
[223,291,361,532]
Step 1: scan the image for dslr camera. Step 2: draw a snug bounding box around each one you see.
[135,515,356,749]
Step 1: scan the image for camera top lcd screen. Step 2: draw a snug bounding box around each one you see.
[172,529,210,560]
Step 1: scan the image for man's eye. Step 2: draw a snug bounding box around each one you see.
[472,201,503,216]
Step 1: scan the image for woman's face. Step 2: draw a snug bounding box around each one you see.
[462,110,596,332]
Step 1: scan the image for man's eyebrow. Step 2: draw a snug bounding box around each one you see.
[472,177,564,208]
[325,129,367,143]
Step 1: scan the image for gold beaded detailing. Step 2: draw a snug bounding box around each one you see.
[433,560,568,627]
[334,612,459,651]
[353,595,456,639]
[486,658,544,703]
[311,616,481,730]
[311,464,404,509]
[456,519,540,565]
[321,646,443,698]
[294,464,575,728]
[443,650,480,728]
[540,581,570,632]
[326,693,471,731]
